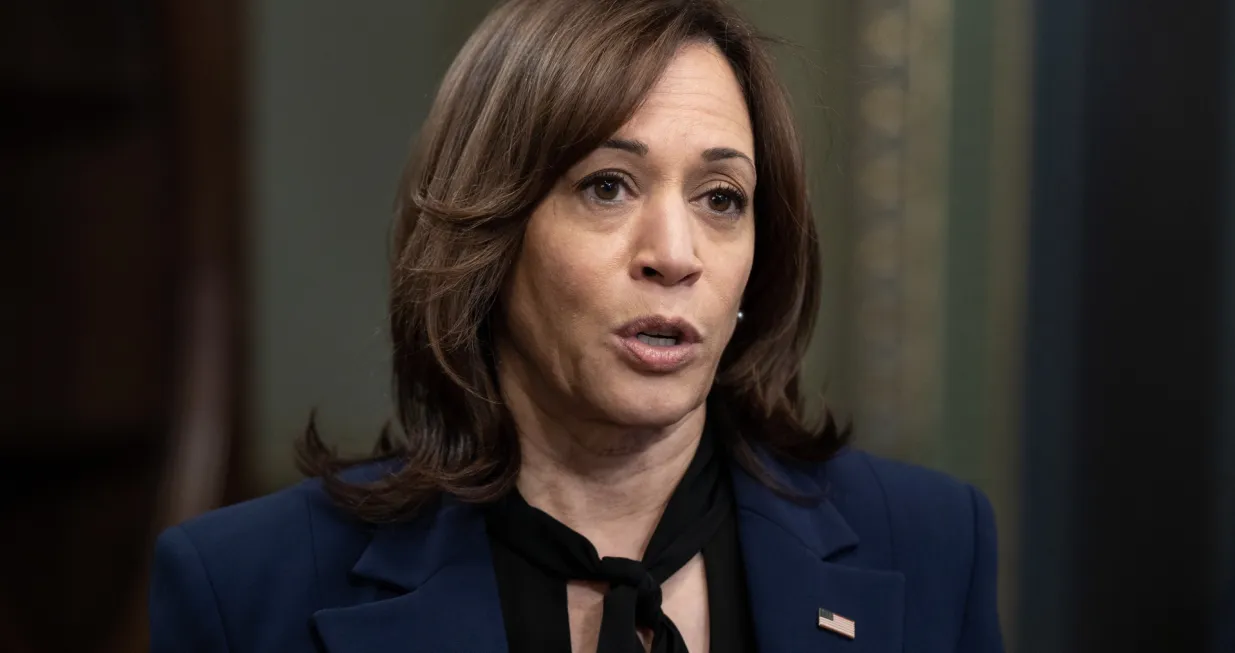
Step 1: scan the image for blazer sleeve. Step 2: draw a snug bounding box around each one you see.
[956,485,1005,653]
[149,525,232,653]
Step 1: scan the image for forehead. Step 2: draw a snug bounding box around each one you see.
[618,43,754,155]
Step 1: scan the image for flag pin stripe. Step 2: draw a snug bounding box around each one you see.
[818,607,856,639]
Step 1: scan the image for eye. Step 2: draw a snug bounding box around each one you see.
[707,191,734,213]
[576,170,632,204]
[698,183,748,216]
[593,177,621,201]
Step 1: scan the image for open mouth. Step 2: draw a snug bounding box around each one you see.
[616,315,700,346]
[614,315,701,373]
[635,330,680,347]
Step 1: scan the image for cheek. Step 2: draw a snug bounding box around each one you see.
[736,246,755,295]
[717,230,755,308]
[507,206,612,331]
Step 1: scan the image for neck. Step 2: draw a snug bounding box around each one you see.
[503,383,707,560]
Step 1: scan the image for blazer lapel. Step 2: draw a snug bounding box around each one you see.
[310,451,905,653]
[732,456,906,653]
[311,496,508,653]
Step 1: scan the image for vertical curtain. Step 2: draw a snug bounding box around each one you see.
[832,0,1031,642]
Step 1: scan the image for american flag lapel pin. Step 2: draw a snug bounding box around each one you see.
[818,607,856,640]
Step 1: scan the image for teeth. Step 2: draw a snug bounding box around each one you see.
[637,333,678,347]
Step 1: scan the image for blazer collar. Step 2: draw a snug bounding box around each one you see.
[312,450,904,653]
[732,450,906,652]
[729,448,859,560]
[311,495,509,653]
[347,495,468,592]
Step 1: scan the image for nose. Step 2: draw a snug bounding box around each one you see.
[629,195,702,287]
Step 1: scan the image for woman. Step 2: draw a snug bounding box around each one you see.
[150,0,1002,651]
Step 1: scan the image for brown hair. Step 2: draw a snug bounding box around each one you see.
[298,0,849,522]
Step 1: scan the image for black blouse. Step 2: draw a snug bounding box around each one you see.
[484,427,757,653]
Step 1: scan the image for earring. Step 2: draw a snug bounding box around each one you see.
[737,310,745,322]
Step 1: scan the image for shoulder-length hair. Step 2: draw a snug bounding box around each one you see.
[298,0,849,522]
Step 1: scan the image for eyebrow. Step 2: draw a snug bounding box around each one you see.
[599,139,755,169]
[600,138,649,156]
[702,146,755,168]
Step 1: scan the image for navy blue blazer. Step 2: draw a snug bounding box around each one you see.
[150,449,1003,652]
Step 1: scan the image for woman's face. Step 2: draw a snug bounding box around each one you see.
[498,42,756,431]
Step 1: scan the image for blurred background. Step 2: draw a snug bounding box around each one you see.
[2,0,1231,651]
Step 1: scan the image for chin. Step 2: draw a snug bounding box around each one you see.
[589,373,708,429]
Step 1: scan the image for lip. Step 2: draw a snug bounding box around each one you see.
[613,315,702,374]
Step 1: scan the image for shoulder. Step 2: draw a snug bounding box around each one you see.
[149,465,390,651]
[821,448,996,542]
[817,448,998,591]
[171,477,322,556]
[153,474,359,601]
[165,459,400,561]
[164,464,382,578]
[812,449,1003,649]
[789,450,1003,650]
